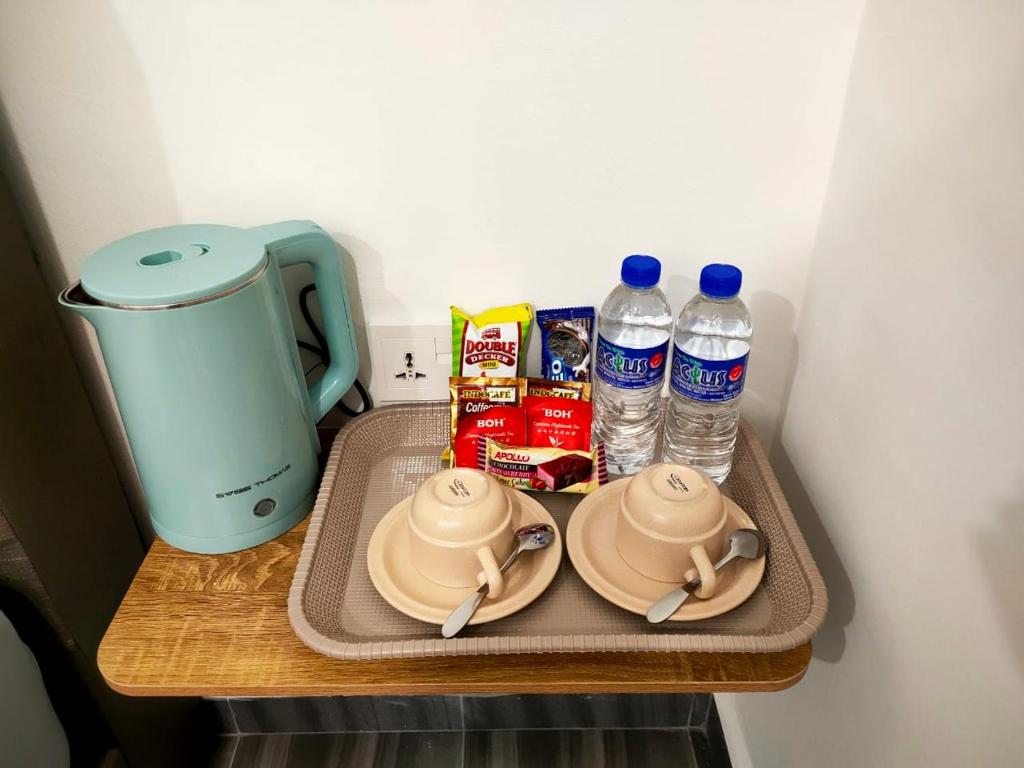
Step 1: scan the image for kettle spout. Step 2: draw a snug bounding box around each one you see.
[58,282,110,328]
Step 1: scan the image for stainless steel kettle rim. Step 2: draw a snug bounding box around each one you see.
[62,258,269,311]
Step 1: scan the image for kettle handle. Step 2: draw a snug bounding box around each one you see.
[260,222,359,422]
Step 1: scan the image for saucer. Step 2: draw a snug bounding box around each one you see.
[367,489,562,626]
[566,479,765,621]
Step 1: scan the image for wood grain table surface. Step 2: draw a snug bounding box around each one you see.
[98,517,811,697]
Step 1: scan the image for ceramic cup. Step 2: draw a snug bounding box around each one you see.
[407,468,515,597]
[615,463,727,597]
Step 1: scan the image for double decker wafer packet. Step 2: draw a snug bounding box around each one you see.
[479,439,607,494]
[447,376,527,468]
[451,304,533,378]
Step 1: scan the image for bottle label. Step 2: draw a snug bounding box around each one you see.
[595,334,669,389]
[670,346,749,402]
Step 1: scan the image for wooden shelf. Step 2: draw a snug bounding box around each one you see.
[98,517,811,697]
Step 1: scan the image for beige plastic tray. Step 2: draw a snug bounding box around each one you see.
[288,403,826,659]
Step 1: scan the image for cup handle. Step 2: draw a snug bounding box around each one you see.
[475,546,505,599]
[690,545,717,599]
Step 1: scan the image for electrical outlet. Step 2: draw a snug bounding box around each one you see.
[368,325,451,403]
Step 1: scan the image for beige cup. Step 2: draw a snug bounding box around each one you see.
[615,464,727,598]
[407,468,515,597]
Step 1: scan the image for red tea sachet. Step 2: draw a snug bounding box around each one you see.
[524,395,592,451]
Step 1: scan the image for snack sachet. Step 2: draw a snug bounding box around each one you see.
[524,396,592,451]
[479,439,607,494]
[537,306,595,382]
[451,304,533,378]
[448,376,527,468]
[525,377,591,401]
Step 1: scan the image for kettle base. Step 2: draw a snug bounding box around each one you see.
[152,489,315,554]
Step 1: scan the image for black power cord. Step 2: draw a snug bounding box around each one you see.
[298,283,372,418]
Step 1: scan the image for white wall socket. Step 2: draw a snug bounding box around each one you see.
[367,325,451,404]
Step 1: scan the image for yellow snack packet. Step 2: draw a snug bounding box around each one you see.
[451,303,533,378]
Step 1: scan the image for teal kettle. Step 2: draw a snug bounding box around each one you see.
[59,221,358,554]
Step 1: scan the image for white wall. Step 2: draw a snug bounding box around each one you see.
[0,0,862,454]
[718,1,1024,765]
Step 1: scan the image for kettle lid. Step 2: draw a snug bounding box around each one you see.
[80,224,267,307]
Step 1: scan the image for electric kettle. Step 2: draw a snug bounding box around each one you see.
[59,220,358,553]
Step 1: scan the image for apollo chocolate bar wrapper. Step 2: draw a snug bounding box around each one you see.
[478,439,608,494]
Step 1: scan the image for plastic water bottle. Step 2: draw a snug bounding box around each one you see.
[592,255,673,475]
[662,264,752,483]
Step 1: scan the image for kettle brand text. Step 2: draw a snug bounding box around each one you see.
[215,464,292,499]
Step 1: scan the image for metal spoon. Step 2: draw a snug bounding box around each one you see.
[441,523,556,639]
[645,528,767,624]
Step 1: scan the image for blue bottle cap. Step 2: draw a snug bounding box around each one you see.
[621,255,661,289]
[699,264,742,298]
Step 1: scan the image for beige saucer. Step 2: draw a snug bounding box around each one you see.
[567,479,765,621]
[367,489,562,626]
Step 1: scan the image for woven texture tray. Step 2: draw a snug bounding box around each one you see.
[289,403,827,659]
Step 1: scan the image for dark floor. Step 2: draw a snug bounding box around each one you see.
[206,694,730,767]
